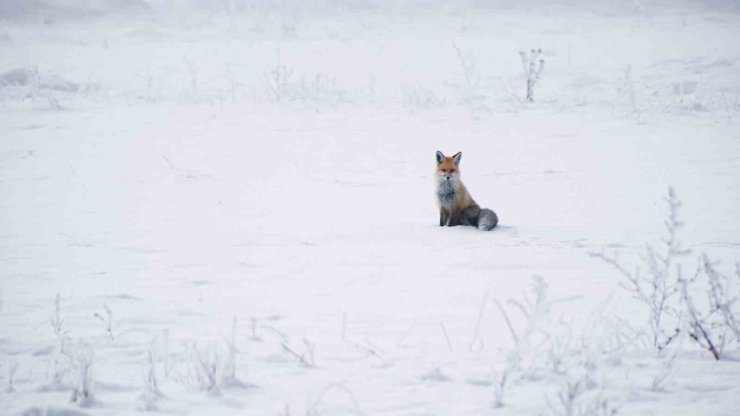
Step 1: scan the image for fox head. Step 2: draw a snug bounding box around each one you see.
[435,151,462,184]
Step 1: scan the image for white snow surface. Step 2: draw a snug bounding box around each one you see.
[1,1,740,415]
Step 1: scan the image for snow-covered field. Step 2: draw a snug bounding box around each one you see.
[1,1,740,415]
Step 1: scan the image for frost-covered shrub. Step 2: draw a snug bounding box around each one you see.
[519,49,545,102]
[486,273,639,412]
[492,276,555,407]
[547,379,618,416]
[222,317,249,388]
[180,320,250,396]
[401,81,448,110]
[262,49,355,107]
[591,188,687,352]
[38,294,72,392]
[138,336,164,411]
[448,44,490,114]
[679,254,740,359]
[0,67,91,109]
[68,342,96,408]
[185,343,222,396]
[264,49,296,103]
[593,188,740,359]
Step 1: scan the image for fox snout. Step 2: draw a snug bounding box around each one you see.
[437,170,455,182]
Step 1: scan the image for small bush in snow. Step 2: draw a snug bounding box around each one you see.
[593,188,740,359]
[0,67,86,109]
[614,66,640,118]
[262,49,353,107]
[591,188,687,352]
[68,342,96,408]
[519,49,545,102]
[181,320,252,397]
[547,379,618,416]
[224,65,241,104]
[449,44,490,114]
[299,74,348,106]
[401,80,448,110]
[495,276,554,378]
[186,343,222,396]
[679,254,739,359]
[264,49,295,103]
[40,294,72,392]
[547,378,584,416]
[138,65,168,103]
[491,275,555,407]
[139,338,163,411]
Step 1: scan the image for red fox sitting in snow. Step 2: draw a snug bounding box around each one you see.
[435,151,498,230]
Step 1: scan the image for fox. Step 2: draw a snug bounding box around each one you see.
[435,151,498,231]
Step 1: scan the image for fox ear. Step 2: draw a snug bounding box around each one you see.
[435,151,445,165]
[452,151,462,165]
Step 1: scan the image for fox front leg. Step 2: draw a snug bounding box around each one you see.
[448,210,461,227]
[439,208,448,226]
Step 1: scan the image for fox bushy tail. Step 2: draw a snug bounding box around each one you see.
[477,208,498,231]
[460,206,498,231]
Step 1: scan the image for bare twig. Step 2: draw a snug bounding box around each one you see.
[470,291,489,352]
[93,304,114,340]
[494,298,519,347]
[162,155,175,170]
[440,322,454,352]
[345,339,389,366]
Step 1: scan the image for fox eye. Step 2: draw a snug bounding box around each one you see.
[441,169,447,173]
[449,169,456,173]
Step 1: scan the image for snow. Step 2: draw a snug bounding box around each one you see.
[1,1,740,415]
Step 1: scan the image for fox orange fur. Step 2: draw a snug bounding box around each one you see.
[435,151,498,230]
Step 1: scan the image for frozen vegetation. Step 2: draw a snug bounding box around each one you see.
[1,0,739,415]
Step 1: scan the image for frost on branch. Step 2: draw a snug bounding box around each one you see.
[680,254,740,360]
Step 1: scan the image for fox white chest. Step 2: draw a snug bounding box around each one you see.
[437,180,457,209]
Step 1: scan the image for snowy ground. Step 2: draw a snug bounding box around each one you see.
[1,1,740,415]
